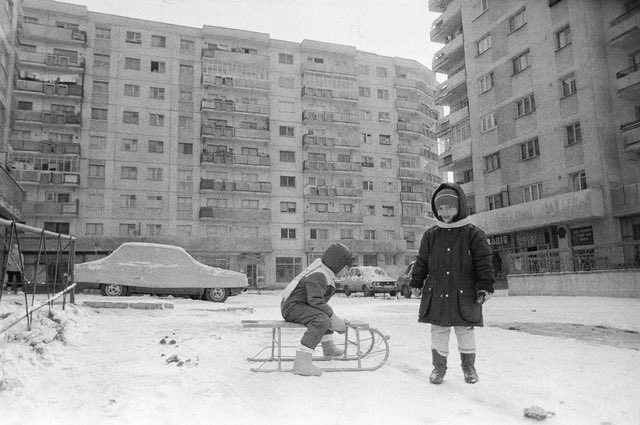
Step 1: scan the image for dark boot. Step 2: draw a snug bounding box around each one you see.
[461,353,478,384]
[429,349,447,384]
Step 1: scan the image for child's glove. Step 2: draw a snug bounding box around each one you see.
[411,287,423,298]
[476,290,491,305]
[329,314,347,333]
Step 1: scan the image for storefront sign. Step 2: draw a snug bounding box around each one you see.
[571,226,594,246]
[487,234,511,247]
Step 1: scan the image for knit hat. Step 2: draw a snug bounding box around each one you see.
[434,188,459,209]
[322,243,355,274]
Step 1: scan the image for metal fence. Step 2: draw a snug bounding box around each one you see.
[0,218,76,333]
[504,241,640,275]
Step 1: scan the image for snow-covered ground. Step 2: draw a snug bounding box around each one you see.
[1,290,639,425]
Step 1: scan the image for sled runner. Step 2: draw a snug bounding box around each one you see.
[242,319,390,373]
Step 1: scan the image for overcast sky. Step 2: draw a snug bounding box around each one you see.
[62,0,442,69]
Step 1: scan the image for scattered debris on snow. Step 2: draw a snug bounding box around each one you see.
[524,405,555,421]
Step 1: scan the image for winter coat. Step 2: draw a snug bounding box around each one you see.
[281,271,336,319]
[410,183,495,327]
[7,246,23,272]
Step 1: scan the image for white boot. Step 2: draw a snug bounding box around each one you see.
[320,334,344,357]
[292,345,322,376]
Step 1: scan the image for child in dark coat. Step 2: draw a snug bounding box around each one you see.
[410,183,495,384]
[281,243,355,376]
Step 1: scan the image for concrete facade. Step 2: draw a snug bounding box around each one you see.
[4,0,442,287]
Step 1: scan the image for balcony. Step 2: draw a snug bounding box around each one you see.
[610,5,640,49]
[0,166,24,220]
[304,239,405,254]
[306,186,363,198]
[301,86,358,102]
[615,64,640,100]
[432,33,464,74]
[12,111,81,126]
[14,80,83,98]
[10,139,80,155]
[17,50,85,69]
[22,22,87,44]
[234,127,270,140]
[201,124,234,137]
[199,179,271,193]
[302,110,359,125]
[435,67,467,105]
[201,74,271,91]
[301,61,357,76]
[198,207,271,222]
[303,160,362,173]
[303,134,335,147]
[471,188,605,236]
[201,99,270,115]
[304,211,363,223]
[398,168,425,180]
[611,182,640,217]
[394,78,431,96]
[397,121,426,137]
[200,152,271,166]
[10,170,80,186]
[621,120,640,154]
[430,0,462,44]
[400,192,429,202]
[438,137,472,172]
[396,99,432,117]
[22,201,78,216]
[429,0,453,13]
[401,216,432,226]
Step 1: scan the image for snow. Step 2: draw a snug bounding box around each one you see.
[1,291,639,425]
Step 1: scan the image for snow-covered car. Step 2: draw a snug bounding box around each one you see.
[339,266,396,297]
[74,242,248,302]
[395,262,418,299]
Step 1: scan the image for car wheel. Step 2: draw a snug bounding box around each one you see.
[362,285,373,297]
[343,286,351,297]
[402,285,412,299]
[204,287,229,303]
[101,284,126,297]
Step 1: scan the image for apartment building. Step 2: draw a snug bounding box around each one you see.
[0,0,23,220]
[432,0,640,279]
[5,0,441,287]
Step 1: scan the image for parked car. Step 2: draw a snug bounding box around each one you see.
[75,242,248,302]
[396,262,418,299]
[338,266,396,297]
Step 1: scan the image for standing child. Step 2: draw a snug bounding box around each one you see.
[410,183,495,384]
[281,243,355,376]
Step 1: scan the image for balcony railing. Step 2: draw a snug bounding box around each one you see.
[10,139,80,155]
[22,201,78,216]
[201,99,270,115]
[22,22,87,44]
[304,211,363,223]
[17,50,85,68]
[14,80,83,97]
[12,111,81,125]
[200,152,270,166]
[302,110,358,124]
[201,125,234,137]
[199,179,271,193]
[198,207,271,222]
[301,86,358,101]
[10,170,80,185]
[394,78,431,95]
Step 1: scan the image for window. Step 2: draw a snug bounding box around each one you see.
[487,193,503,210]
[279,126,294,137]
[179,64,193,78]
[520,137,540,160]
[242,199,259,210]
[124,84,140,97]
[379,134,391,145]
[150,61,165,73]
[176,225,192,236]
[376,67,388,77]
[147,195,163,208]
[91,108,107,120]
[280,151,295,162]
[377,89,389,100]
[361,133,372,144]
[509,9,526,32]
[476,34,491,55]
[89,135,106,150]
[275,257,302,283]
[340,229,354,239]
[150,87,165,100]
[23,16,38,23]
[149,114,165,127]
[148,140,164,153]
[480,112,497,133]
[360,110,371,121]
[479,72,493,93]
[280,202,296,213]
[365,205,375,216]
[120,194,137,208]
[122,138,138,151]
[363,180,374,191]
[307,56,324,64]
[119,224,137,236]
[364,230,376,240]
[179,89,193,102]
[151,35,166,48]
[382,206,395,217]
[85,223,103,236]
[280,176,296,187]
[93,81,109,94]
[126,31,142,44]
[146,224,162,236]
[571,170,587,191]
[279,53,294,64]
[516,94,536,116]
[281,228,296,240]
[178,116,192,128]
[17,101,32,110]
[512,51,530,74]
[561,75,577,97]
[94,53,110,68]
[124,57,140,70]
[358,64,369,75]
[555,26,571,50]
[378,111,390,122]
[278,76,294,89]
[566,122,582,145]
[123,111,139,124]
[180,39,194,52]
[362,156,374,167]
[484,152,500,172]
[178,143,193,155]
[359,87,371,97]
[523,183,542,202]
[474,0,488,16]
[312,203,328,213]
[380,158,392,169]
[120,167,137,180]
[177,196,192,211]
[88,164,105,178]
[310,229,329,239]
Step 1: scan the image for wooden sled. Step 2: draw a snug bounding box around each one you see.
[242,319,390,373]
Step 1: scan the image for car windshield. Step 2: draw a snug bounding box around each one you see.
[373,268,388,276]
